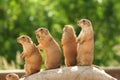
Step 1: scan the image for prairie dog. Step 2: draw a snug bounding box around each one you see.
[17,35,42,76]
[62,25,77,66]
[35,28,62,70]
[6,73,19,80]
[77,19,94,66]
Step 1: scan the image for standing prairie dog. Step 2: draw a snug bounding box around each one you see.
[35,28,62,70]
[17,35,42,76]
[77,19,94,66]
[62,25,77,66]
[6,73,19,80]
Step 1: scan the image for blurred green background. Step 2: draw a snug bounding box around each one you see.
[0,0,120,70]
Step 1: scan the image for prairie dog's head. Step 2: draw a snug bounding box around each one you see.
[17,35,33,45]
[77,19,92,28]
[35,28,49,40]
[6,73,19,80]
[63,25,74,33]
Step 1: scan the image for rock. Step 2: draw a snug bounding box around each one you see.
[21,66,117,80]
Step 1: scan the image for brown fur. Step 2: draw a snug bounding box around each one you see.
[6,73,19,80]
[35,28,62,70]
[62,25,77,66]
[17,35,42,76]
[77,19,94,66]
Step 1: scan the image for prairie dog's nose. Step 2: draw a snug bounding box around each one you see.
[36,33,40,38]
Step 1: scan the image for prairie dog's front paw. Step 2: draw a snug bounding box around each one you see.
[76,38,80,43]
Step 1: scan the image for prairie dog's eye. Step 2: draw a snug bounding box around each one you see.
[22,36,25,38]
[8,74,12,77]
[40,29,43,30]
[82,20,86,22]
